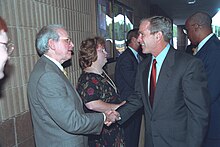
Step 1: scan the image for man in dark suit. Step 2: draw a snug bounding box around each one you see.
[117,16,210,147]
[27,25,119,147]
[115,28,143,147]
[185,11,220,147]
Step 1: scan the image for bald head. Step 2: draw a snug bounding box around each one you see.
[187,12,212,28]
[185,12,213,45]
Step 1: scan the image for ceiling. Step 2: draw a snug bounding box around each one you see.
[151,0,220,25]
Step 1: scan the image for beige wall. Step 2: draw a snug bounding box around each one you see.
[0,0,97,122]
[0,0,98,146]
[0,0,151,146]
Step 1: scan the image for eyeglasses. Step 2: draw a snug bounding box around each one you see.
[183,29,188,35]
[59,37,72,45]
[0,41,15,56]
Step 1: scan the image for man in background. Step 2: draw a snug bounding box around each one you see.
[115,28,143,147]
[185,11,220,147]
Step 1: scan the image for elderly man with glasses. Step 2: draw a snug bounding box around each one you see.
[27,24,120,147]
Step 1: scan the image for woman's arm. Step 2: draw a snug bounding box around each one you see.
[85,100,126,113]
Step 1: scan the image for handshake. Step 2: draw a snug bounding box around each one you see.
[104,100,126,126]
[104,110,121,126]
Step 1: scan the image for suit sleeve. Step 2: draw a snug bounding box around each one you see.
[37,72,104,135]
[182,59,210,147]
[204,50,220,103]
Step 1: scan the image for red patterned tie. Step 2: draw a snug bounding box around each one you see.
[149,59,157,107]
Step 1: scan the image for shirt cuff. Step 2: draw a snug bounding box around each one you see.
[102,113,106,122]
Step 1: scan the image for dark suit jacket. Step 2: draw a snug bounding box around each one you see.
[27,55,104,147]
[195,35,220,141]
[115,47,143,147]
[115,48,139,100]
[118,46,210,147]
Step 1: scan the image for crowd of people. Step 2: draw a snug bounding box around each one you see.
[1,10,219,147]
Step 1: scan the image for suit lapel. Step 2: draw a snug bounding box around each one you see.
[153,48,175,112]
[140,55,152,112]
[42,55,69,80]
[195,35,217,58]
[41,55,83,105]
[41,55,62,74]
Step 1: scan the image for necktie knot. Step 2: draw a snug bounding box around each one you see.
[192,47,198,55]
[153,59,157,65]
[137,54,142,63]
[62,69,68,77]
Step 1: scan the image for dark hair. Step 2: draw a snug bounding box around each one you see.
[126,28,139,46]
[0,16,8,32]
[79,36,105,69]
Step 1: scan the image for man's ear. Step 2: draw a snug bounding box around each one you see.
[131,36,136,42]
[155,31,163,40]
[48,39,56,50]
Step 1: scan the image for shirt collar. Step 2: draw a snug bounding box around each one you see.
[197,33,214,51]
[44,54,64,71]
[153,43,170,64]
[128,46,139,59]
[128,46,138,55]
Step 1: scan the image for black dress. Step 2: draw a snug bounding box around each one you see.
[76,72,125,147]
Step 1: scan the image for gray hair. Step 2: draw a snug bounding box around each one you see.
[35,24,64,55]
[141,16,173,42]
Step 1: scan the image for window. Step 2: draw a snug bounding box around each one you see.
[97,0,133,61]
[212,10,220,39]
[172,24,177,48]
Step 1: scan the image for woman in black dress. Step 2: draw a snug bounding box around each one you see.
[77,36,126,147]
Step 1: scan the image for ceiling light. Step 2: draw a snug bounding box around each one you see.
[188,0,196,4]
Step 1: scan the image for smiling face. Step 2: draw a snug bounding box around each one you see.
[138,20,157,54]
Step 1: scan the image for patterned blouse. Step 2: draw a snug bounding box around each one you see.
[76,72,125,147]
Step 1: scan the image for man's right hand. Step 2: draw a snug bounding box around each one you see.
[104,110,121,126]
